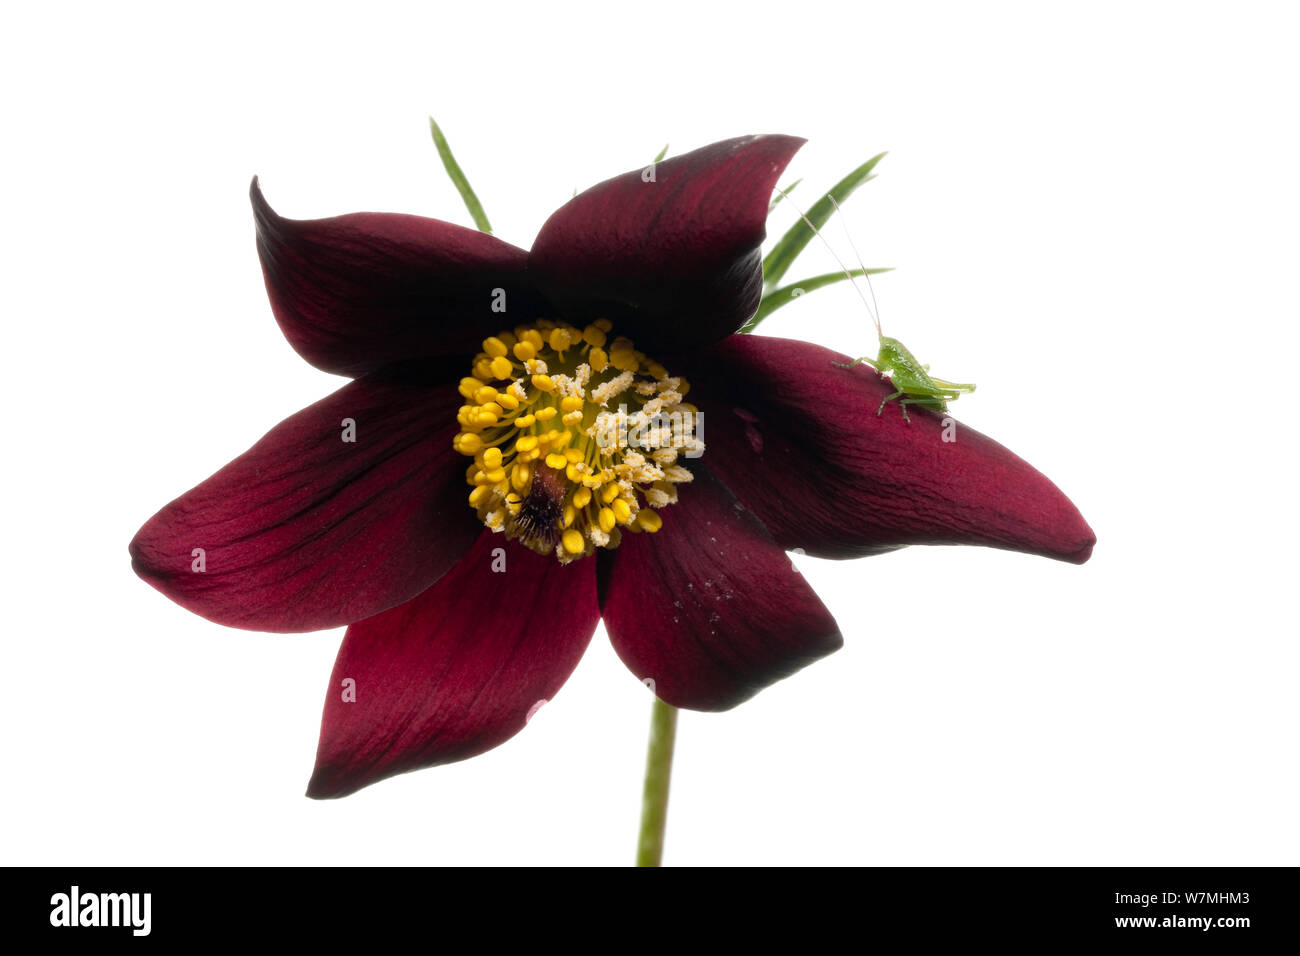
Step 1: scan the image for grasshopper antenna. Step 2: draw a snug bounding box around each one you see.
[772,186,882,338]
[826,194,883,339]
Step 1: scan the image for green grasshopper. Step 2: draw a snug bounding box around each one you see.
[779,191,976,423]
[835,336,977,424]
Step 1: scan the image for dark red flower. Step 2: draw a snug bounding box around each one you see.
[130,135,1094,798]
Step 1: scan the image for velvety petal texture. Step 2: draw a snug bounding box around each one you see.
[679,335,1096,562]
[599,467,842,711]
[253,179,546,377]
[307,532,600,798]
[529,135,805,354]
[130,368,479,632]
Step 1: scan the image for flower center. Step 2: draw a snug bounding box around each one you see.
[453,319,703,563]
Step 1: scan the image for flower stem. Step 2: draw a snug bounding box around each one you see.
[635,697,678,867]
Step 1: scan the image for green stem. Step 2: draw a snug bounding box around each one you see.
[635,697,678,866]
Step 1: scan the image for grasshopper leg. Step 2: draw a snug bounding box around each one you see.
[876,389,905,417]
[833,356,877,370]
[878,393,954,424]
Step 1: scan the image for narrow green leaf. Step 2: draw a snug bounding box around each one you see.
[762,152,887,289]
[429,117,493,234]
[767,177,803,212]
[742,268,893,333]
[653,143,669,163]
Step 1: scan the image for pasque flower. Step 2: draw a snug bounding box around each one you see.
[130,135,1094,798]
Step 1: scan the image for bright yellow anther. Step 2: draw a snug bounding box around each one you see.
[514,414,536,428]
[459,377,486,399]
[469,485,492,507]
[483,337,508,358]
[562,504,576,528]
[511,461,532,491]
[612,498,632,524]
[485,468,507,484]
[482,447,502,469]
[561,528,585,554]
[535,406,557,421]
[566,462,584,483]
[582,324,607,347]
[545,452,567,469]
[601,482,621,504]
[455,432,482,454]
[473,358,494,381]
[497,392,519,410]
[474,386,499,404]
[573,486,592,508]
[521,329,544,350]
[560,395,583,413]
[513,340,536,362]
[635,509,663,533]
[598,507,616,533]
[564,447,584,463]
[549,328,570,352]
[489,356,513,380]
[532,374,555,392]
[589,348,608,372]
[517,435,538,453]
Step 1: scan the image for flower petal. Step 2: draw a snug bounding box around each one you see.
[129,366,479,632]
[252,179,546,377]
[598,467,842,711]
[307,532,599,798]
[528,135,805,354]
[678,335,1096,562]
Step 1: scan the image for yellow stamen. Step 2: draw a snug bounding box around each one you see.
[452,319,703,562]
[562,528,585,554]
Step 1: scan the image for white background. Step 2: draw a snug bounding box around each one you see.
[3,1,1297,866]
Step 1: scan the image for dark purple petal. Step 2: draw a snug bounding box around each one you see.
[599,467,842,711]
[528,135,805,354]
[307,532,599,798]
[678,335,1095,562]
[129,368,479,632]
[252,179,546,377]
